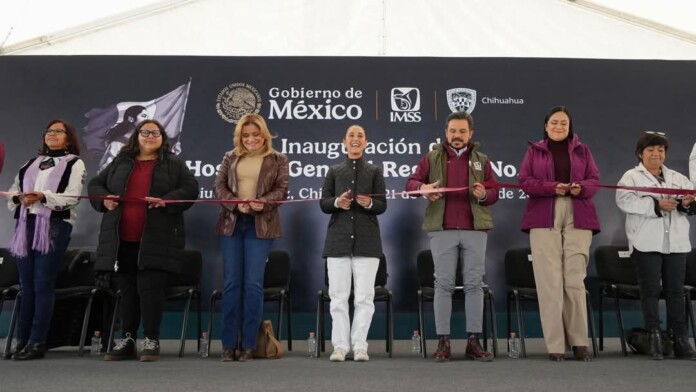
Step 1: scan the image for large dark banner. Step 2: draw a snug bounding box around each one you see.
[1,56,695,317]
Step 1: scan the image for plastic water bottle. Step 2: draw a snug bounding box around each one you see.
[411,330,422,354]
[508,332,520,359]
[199,332,209,358]
[307,332,317,358]
[9,337,17,357]
[91,331,102,356]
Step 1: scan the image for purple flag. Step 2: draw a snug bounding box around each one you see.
[83,81,191,171]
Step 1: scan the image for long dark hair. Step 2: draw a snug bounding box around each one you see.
[543,106,574,139]
[39,119,81,155]
[117,119,170,158]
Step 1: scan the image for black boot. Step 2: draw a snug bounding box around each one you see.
[647,329,664,360]
[3,340,26,360]
[673,336,696,360]
[12,342,47,361]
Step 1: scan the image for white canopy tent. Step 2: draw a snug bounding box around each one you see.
[1,0,696,58]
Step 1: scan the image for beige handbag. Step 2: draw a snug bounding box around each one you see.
[253,320,285,359]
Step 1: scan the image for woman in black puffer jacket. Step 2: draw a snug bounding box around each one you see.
[88,120,198,362]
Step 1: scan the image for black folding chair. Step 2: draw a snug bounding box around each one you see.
[595,245,696,354]
[0,248,20,359]
[4,247,110,357]
[505,247,598,358]
[594,245,641,355]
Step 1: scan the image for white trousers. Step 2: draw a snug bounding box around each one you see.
[327,256,379,352]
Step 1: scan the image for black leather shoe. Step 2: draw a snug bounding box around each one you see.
[13,342,47,361]
[647,329,664,360]
[3,341,26,360]
[673,336,696,360]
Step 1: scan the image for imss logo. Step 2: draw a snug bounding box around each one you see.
[390,87,421,122]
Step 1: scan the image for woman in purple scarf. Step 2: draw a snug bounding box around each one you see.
[5,120,85,360]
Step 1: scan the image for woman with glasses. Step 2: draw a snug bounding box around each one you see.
[214,113,288,362]
[5,120,85,360]
[616,131,696,360]
[88,120,198,362]
[519,106,600,362]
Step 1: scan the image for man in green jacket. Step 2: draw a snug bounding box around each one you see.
[405,111,499,362]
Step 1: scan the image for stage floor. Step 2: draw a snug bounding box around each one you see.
[1,338,695,391]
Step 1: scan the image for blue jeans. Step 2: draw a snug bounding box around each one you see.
[220,215,273,350]
[15,216,72,343]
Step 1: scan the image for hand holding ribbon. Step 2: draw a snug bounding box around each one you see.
[19,191,44,206]
[103,195,120,211]
[336,189,352,210]
[419,180,442,201]
[145,196,166,209]
[471,183,486,200]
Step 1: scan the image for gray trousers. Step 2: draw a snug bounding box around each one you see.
[428,230,487,335]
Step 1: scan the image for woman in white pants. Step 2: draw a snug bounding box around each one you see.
[319,125,387,362]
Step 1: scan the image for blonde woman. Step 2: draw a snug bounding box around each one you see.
[214,114,289,362]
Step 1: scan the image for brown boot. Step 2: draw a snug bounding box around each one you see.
[433,336,451,362]
[238,348,254,362]
[572,346,592,361]
[549,353,565,361]
[465,335,494,362]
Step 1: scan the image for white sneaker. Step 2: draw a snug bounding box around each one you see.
[330,348,347,362]
[354,349,369,362]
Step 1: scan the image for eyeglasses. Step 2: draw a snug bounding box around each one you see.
[139,129,162,138]
[644,131,666,136]
[44,129,66,135]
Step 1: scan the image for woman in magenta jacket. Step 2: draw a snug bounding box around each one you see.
[519,106,600,362]
[0,142,5,173]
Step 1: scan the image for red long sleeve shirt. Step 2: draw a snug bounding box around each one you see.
[119,159,155,242]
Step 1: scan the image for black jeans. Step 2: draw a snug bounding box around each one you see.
[632,250,687,336]
[113,241,170,340]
